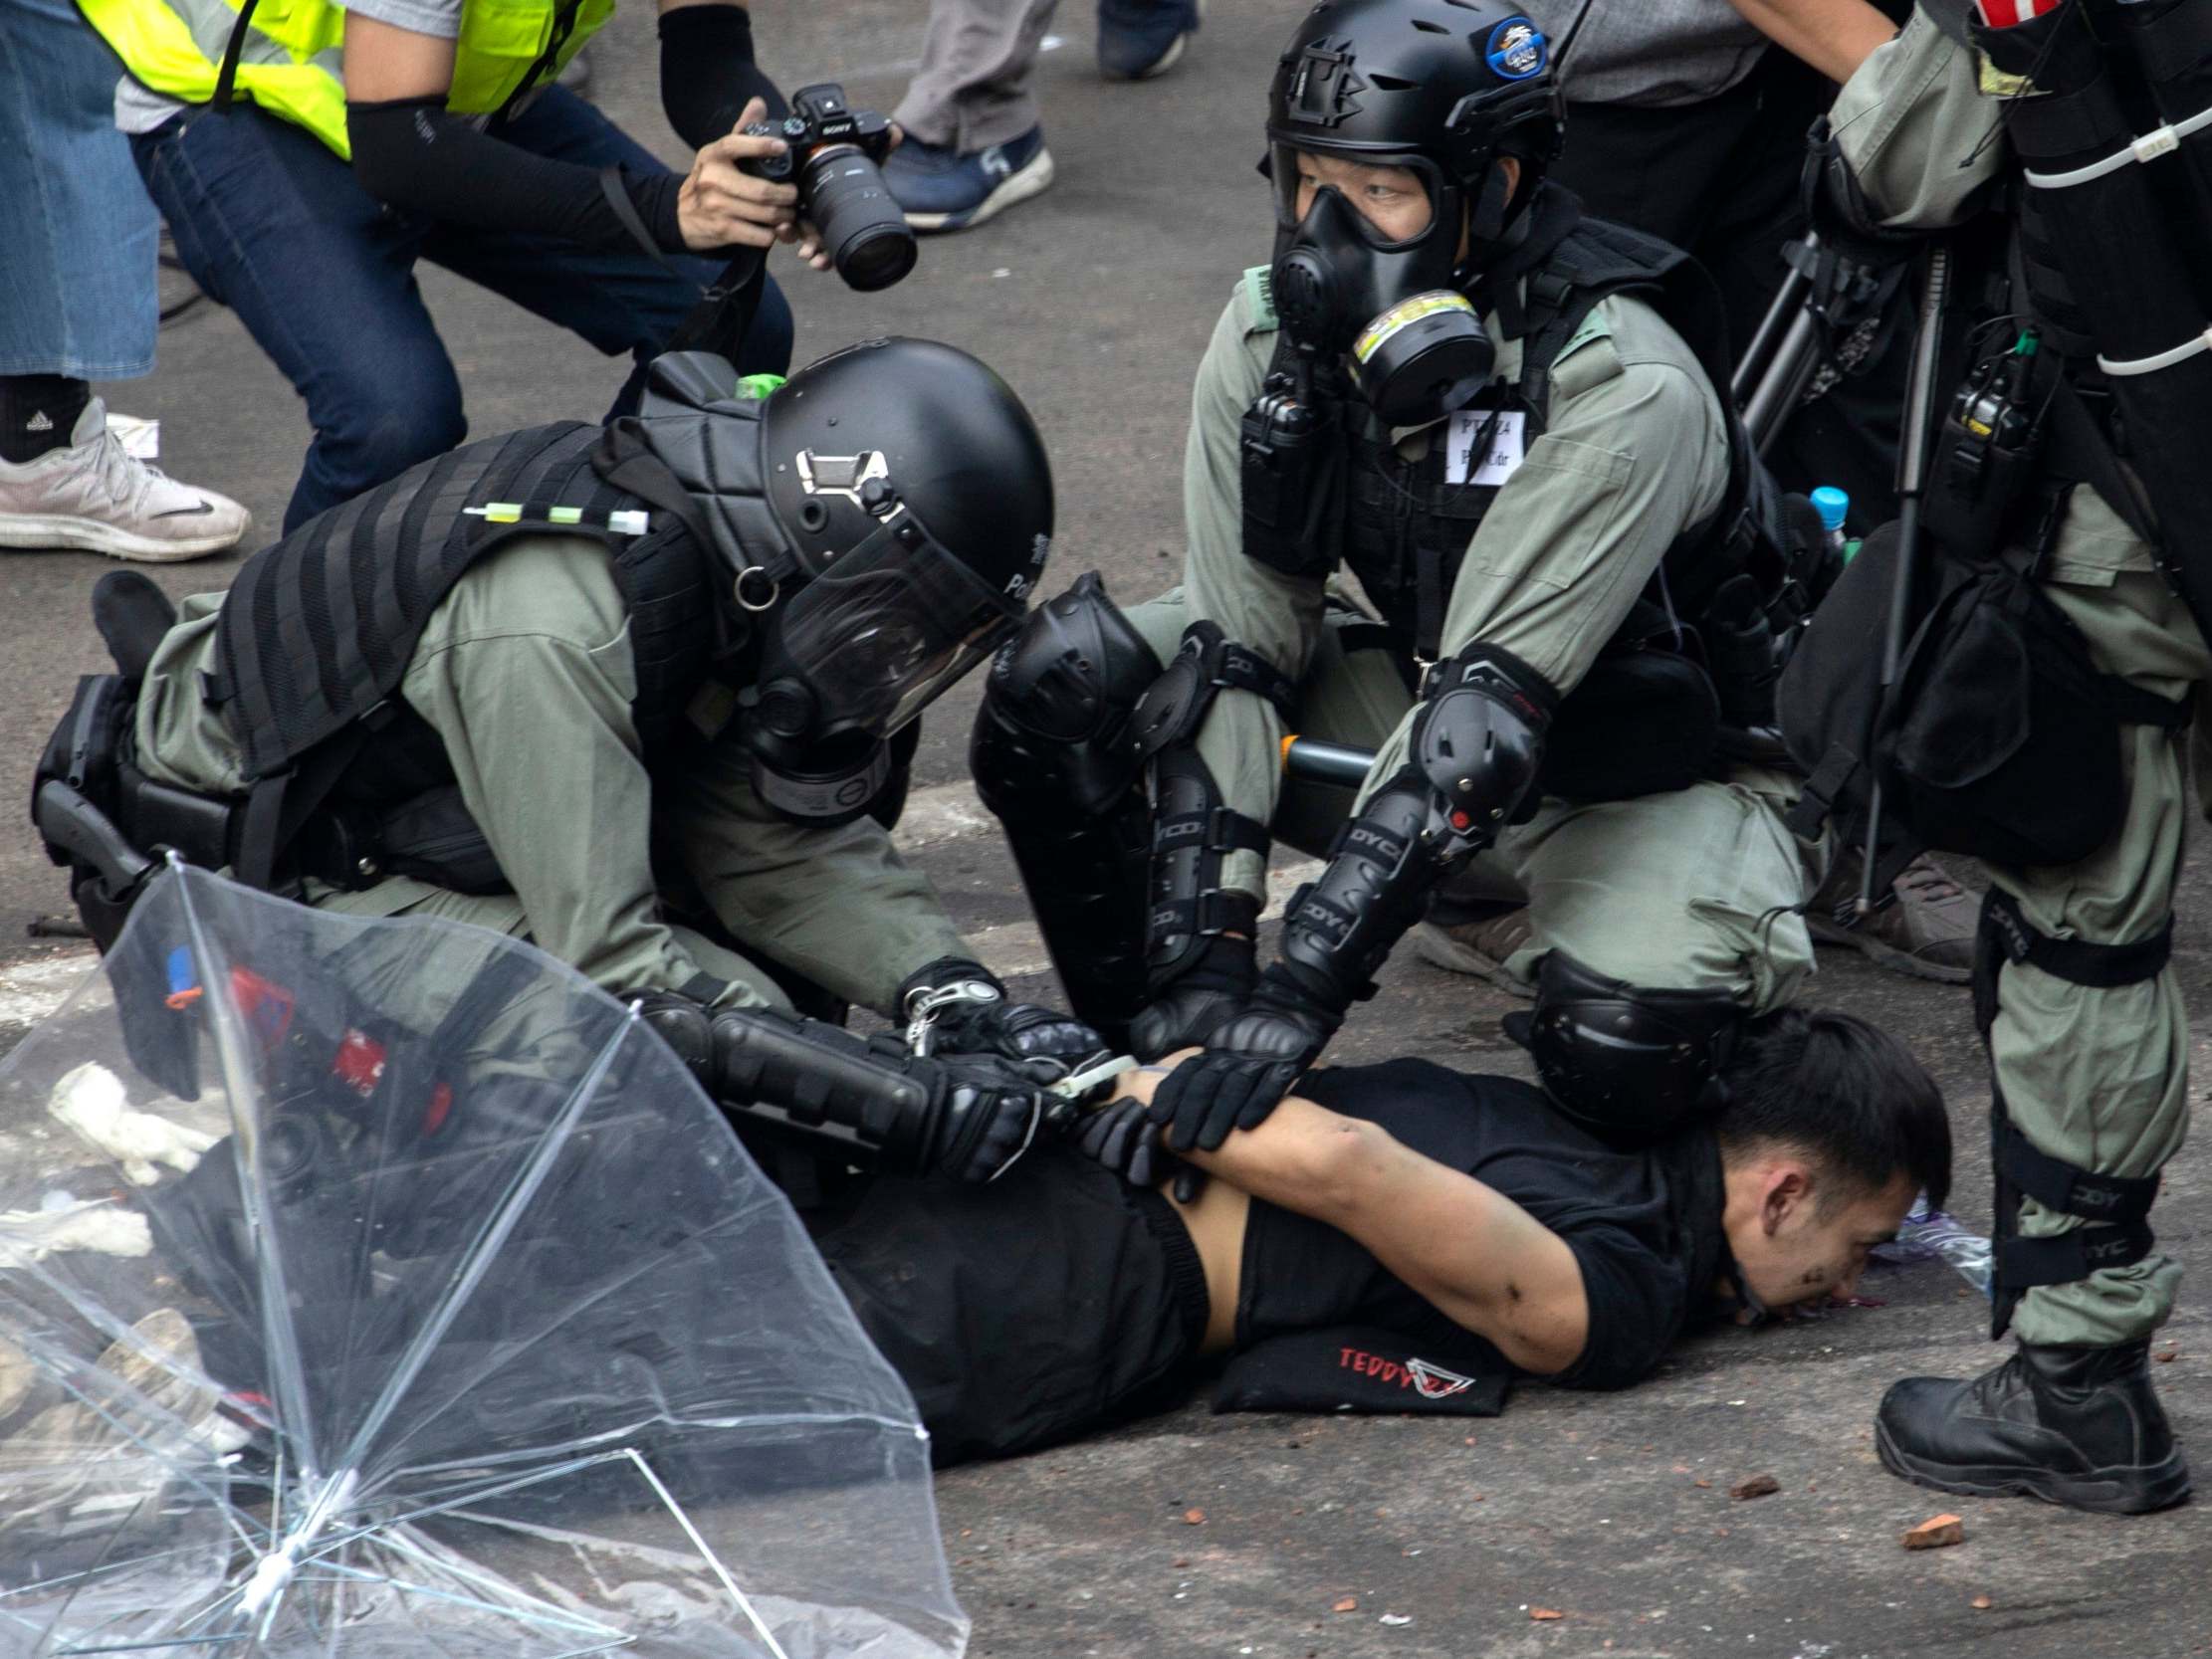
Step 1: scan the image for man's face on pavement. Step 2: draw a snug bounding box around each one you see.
[1726,1162,1917,1314]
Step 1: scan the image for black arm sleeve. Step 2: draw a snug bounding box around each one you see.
[345,97,688,254]
[658,3,785,152]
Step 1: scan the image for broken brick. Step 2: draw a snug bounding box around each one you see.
[1333,1598,1359,1614]
[1183,1509,1206,1526]
[1902,1514,1965,1551]
[1530,1607,1564,1621]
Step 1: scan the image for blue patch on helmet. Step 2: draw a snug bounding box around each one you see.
[1485,17,1546,81]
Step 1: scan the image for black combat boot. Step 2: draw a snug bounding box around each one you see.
[1876,1340,2192,1514]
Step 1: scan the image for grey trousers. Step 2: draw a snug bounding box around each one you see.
[1983,490,2208,1348]
[893,0,1057,151]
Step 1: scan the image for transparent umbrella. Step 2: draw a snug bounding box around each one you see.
[0,862,967,1658]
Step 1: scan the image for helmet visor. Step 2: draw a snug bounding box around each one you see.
[773,510,1027,738]
[1267,142,1444,252]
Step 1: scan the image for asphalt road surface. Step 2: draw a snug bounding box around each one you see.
[3,3,2209,1655]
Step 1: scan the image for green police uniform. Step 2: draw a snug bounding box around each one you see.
[132,533,968,1018]
[1141,269,1822,1011]
[1833,8,2200,1349]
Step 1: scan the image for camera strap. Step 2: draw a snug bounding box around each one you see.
[596,169,768,363]
[596,167,695,282]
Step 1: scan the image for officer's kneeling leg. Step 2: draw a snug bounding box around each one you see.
[970,573,1164,1046]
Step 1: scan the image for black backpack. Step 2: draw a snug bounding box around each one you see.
[1778,518,2187,880]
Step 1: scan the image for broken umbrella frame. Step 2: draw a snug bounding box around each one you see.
[0,859,967,1658]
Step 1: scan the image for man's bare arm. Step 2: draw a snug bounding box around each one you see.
[1727,0,1896,83]
[342,13,456,102]
[1150,1081,1590,1374]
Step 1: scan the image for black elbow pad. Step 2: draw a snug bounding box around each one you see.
[1412,643,1556,848]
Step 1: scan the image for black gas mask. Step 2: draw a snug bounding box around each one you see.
[1268,155,1497,427]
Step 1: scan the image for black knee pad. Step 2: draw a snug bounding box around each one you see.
[968,573,1162,1041]
[972,571,1161,818]
[1505,950,1744,1148]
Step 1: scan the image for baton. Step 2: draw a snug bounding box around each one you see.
[1280,733,1376,788]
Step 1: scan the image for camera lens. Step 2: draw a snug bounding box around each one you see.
[799,143,919,293]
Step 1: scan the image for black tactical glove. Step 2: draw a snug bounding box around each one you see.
[1148,964,1339,1152]
[899,956,1106,1073]
[1074,1092,1174,1188]
[913,1053,1051,1182]
[633,990,715,1082]
[706,998,1052,1184]
[1130,933,1256,1061]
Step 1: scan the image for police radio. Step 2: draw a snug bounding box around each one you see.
[1925,331,2045,564]
[1239,362,1340,577]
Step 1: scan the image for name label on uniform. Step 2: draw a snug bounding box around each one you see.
[1443,409,1526,487]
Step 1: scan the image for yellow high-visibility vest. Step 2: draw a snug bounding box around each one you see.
[79,0,614,159]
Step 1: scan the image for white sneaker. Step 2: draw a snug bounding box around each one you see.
[0,398,250,562]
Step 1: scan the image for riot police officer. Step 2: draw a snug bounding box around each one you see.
[978,0,1851,1153]
[38,339,1097,1182]
[1812,0,2202,1514]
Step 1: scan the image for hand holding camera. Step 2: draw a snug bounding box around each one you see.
[742,83,917,292]
[677,85,916,293]
[678,96,801,254]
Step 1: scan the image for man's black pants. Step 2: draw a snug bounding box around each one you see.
[810,1150,1212,1466]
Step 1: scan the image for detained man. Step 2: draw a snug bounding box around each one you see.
[810,1008,1949,1465]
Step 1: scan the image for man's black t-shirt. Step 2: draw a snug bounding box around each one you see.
[1236,1059,1731,1390]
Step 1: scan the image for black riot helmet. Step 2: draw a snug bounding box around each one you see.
[744,337,1055,825]
[1265,0,1565,423]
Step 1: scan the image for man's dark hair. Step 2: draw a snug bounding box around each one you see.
[1714,1009,1950,1212]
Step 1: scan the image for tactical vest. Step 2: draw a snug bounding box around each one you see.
[1338,217,1759,665]
[1299,214,1807,800]
[80,0,610,161]
[200,419,735,891]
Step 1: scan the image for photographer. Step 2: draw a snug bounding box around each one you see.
[83,0,836,532]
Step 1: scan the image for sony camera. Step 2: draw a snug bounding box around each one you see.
[747,83,917,293]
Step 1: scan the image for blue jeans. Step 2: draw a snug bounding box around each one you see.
[0,0,158,378]
[133,90,794,531]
